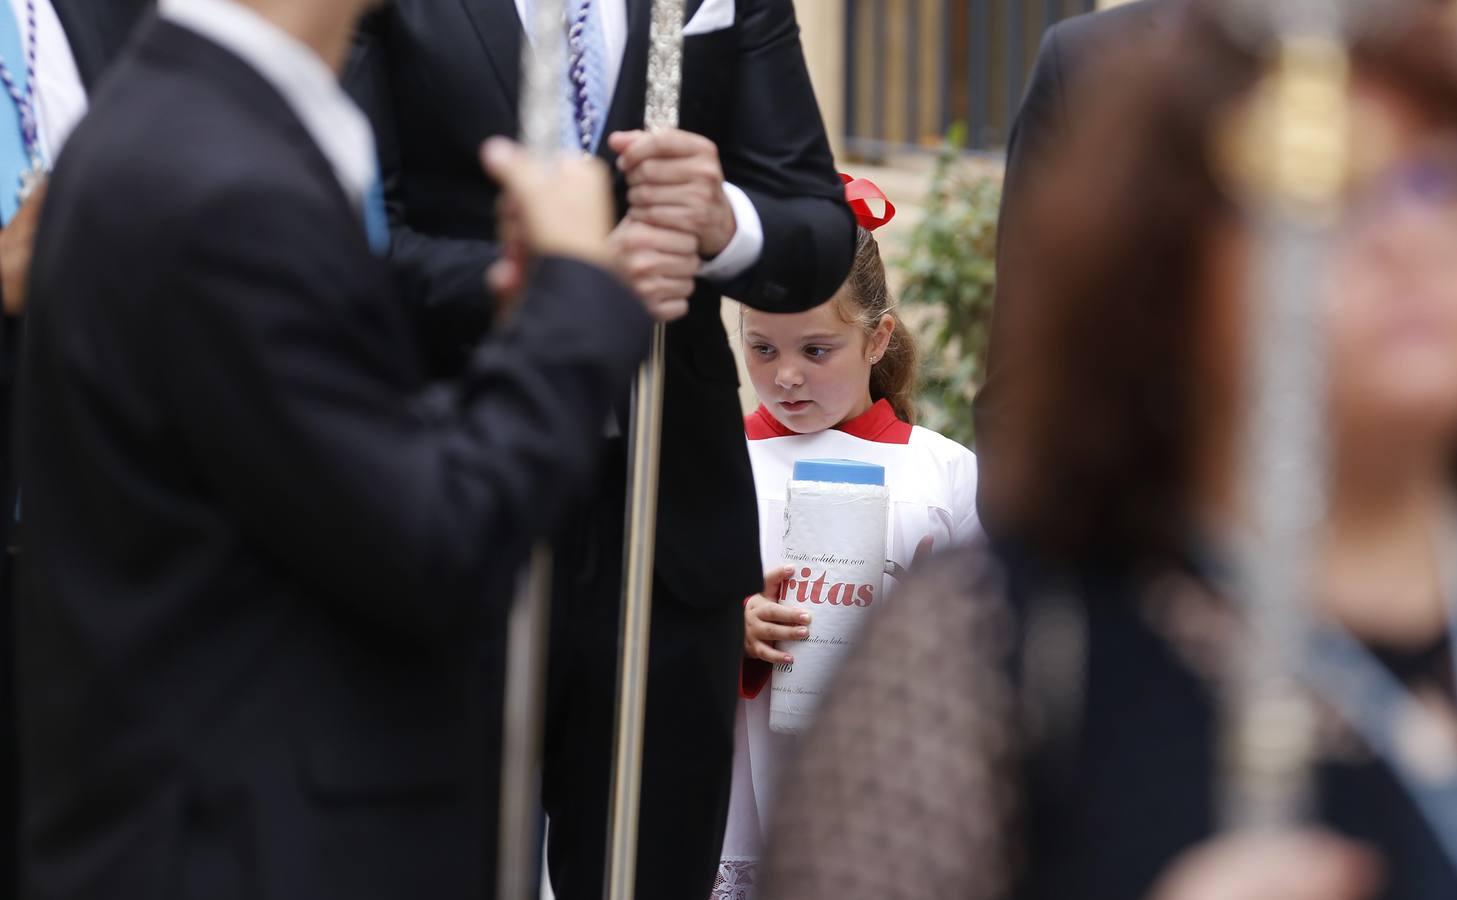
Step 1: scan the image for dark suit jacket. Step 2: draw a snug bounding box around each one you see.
[347,0,856,608]
[972,0,1176,533]
[18,18,649,900]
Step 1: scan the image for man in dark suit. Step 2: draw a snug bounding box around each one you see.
[347,4,856,897]
[0,0,150,892]
[16,0,654,896]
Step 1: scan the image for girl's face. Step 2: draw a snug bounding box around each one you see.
[743,292,893,434]
[1324,83,1457,449]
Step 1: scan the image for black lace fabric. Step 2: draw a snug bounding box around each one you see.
[757,548,1020,900]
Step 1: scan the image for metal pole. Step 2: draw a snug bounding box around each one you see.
[937,0,951,138]
[1220,0,1350,832]
[604,2,684,898]
[1005,0,1024,146]
[906,0,920,146]
[497,545,554,900]
[968,0,989,149]
[846,0,860,155]
[872,0,887,151]
[497,0,567,896]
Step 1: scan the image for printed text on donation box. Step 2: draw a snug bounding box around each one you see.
[770,459,888,734]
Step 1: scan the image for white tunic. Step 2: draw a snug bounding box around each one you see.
[717,400,980,884]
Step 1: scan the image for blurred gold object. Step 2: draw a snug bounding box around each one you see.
[1265,36,1350,215]
[1222,35,1350,219]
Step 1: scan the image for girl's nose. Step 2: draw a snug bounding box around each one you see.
[775,363,804,390]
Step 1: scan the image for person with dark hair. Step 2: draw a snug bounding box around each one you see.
[974,0,1177,533]
[716,175,978,897]
[759,2,1457,898]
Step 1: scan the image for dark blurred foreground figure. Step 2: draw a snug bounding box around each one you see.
[14,0,653,897]
[974,0,1177,532]
[762,2,1457,898]
[0,0,149,893]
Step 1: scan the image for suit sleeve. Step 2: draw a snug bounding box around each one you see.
[160,182,651,643]
[972,23,1068,533]
[346,12,500,376]
[711,0,856,314]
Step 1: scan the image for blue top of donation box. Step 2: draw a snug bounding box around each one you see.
[792,458,886,486]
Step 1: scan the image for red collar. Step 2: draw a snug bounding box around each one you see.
[744,398,912,445]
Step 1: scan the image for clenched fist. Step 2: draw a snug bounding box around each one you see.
[610,128,737,260]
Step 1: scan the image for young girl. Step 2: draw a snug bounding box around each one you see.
[713,176,980,898]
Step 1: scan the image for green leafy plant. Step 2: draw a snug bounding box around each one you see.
[897,125,1002,449]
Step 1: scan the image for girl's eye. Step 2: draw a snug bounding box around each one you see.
[750,344,775,358]
[804,346,830,360]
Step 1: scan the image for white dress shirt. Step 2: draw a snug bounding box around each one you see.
[514,0,763,283]
[6,0,87,165]
[159,0,377,210]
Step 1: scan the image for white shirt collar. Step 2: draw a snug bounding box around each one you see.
[158,0,376,207]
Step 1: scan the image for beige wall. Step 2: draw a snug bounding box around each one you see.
[796,1,846,158]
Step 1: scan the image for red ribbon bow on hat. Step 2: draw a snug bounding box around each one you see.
[841,173,896,232]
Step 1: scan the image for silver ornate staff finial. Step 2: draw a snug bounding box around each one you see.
[606,2,686,899]
[643,1,686,132]
[497,2,568,899]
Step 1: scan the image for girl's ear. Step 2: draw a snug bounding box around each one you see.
[870,315,895,362]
